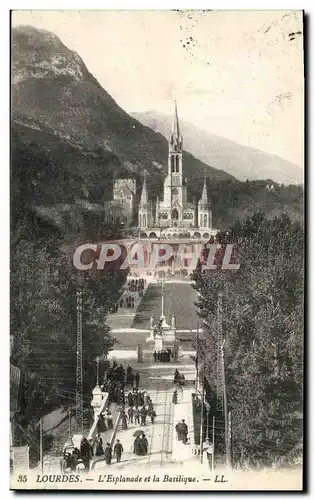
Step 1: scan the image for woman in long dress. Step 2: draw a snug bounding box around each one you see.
[133,436,141,455]
[139,434,148,455]
[121,411,128,430]
[106,410,114,430]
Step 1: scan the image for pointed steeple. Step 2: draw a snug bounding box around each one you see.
[199,174,210,207]
[172,100,180,139]
[140,171,148,206]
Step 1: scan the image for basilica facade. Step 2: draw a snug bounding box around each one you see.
[138,102,214,239]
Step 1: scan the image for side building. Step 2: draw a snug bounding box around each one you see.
[104,178,136,228]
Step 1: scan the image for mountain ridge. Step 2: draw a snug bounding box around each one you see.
[131,111,303,185]
[12,24,234,213]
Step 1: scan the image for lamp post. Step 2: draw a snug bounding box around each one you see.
[204,402,210,441]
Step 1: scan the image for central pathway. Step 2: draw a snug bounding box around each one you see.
[94,384,175,471]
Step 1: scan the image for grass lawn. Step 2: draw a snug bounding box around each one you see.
[131,282,199,330]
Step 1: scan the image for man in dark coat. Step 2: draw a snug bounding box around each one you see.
[80,438,92,470]
[181,420,188,444]
[172,389,178,404]
[140,406,147,426]
[135,372,140,389]
[114,439,123,463]
[135,391,142,407]
[104,443,112,465]
[126,365,133,385]
[134,407,140,425]
[127,391,134,407]
[176,422,182,440]
[127,406,134,423]
[148,408,156,424]
[153,351,157,362]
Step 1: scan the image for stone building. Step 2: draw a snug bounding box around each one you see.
[104,178,136,228]
[138,102,214,239]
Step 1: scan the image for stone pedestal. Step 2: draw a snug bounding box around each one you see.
[146,313,179,357]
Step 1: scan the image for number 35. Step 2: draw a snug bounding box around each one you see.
[17,475,27,482]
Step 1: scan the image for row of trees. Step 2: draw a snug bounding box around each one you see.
[11,210,128,447]
[192,213,303,468]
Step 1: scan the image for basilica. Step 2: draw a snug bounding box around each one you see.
[138,102,214,239]
[104,102,216,239]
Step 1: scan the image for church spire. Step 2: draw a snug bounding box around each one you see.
[172,100,180,139]
[140,170,148,206]
[199,174,209,207]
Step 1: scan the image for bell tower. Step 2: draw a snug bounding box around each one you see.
[163,101,185,226]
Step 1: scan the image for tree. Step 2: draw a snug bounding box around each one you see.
[191,213,303,468]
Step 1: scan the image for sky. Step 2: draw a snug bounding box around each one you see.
[12,10,304,168]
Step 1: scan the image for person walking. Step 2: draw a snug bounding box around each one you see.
[172,389,178,404]
[127,391,134,407]
[175,422,181,440]
[134,406,140,425]
[153,351,157,362]
[126,365,133,385]
[127,406,134,423]
[121,410,128,430]
[95,435,104,456]
[140,406,147,426]
[114,439,123,463]
[148,408,156,424]
[105,409,113,430]
[135,372,140,389]
[97,413,107,433]
[139,434,148,455]
[144,391,150,406]
[80,437,92,471]
[181,420,188,444]
[104,443,112,465]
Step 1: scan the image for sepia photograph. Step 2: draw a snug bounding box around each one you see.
[10,9,304,491]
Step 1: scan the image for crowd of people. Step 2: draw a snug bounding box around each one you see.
[100,361,140,406]
[61,359,190,472]
[110,278,146,313]
[153,349,173,363]
[61,436,115,474]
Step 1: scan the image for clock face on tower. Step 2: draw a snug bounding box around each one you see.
[172,187,179,195]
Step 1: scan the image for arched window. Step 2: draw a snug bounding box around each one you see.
[204,214,208,227]
[200,215,203,227]
[139,214,142,227]
[176,156,180,173]
[171,156,175,173]
[143,214,147,227]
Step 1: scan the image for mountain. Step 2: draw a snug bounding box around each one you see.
[11,25,234,216]
[131,111,303,185]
